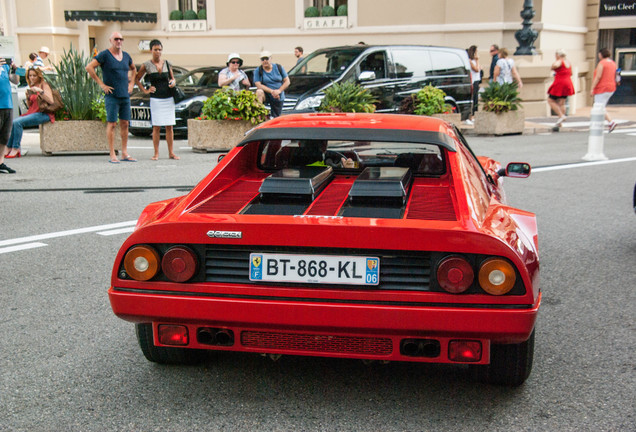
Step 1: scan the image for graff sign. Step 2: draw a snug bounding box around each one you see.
[600,0,636,16]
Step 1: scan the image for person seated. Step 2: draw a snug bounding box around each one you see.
[289,140,355,168]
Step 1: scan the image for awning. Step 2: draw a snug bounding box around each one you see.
[64,10,157,23]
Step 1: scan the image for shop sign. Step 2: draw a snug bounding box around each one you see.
[600,0,636,17]
[303,17,348,30]
[169,20,206,32]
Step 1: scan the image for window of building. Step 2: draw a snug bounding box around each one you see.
[170,0,206,15]
[304,0,347,14]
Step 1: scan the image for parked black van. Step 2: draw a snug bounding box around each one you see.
[285,45,473,119]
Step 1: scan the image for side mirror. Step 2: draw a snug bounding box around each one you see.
[218,154,226,163]
[504,162,531,178]
[358,71,376,82]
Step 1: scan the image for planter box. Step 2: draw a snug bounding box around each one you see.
[188,119,254,152]
[432,113,462,128]
[474,110,525,135]
[40,121,121,155]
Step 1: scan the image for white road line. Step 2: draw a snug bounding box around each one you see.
[533,157,636,173]
[97,227,136,236]
[0,220,137,247]
[0,242,48,254]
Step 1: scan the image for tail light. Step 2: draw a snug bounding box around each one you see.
[162,246,198,282]
[124,245,160,281]
[448,340,482,362]
[436,256,474,293]
[159,325,189,346]
[478,258,516,295]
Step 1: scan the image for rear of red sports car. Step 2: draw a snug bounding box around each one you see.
[109,113,540,386]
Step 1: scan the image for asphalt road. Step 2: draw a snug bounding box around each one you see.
[1,129,635,431]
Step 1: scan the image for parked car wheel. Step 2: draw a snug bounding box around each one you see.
[135,323,205,365]
[472,330,535,386]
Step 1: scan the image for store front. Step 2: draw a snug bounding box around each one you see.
[598,0,636,104]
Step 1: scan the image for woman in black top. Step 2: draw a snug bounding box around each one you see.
[135,39,179,160]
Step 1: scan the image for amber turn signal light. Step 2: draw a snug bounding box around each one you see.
[478,258,516,295]
[123,245,160,281]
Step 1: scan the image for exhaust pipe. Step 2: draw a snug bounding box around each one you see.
[400,339,441,358]
[197,328,235,346]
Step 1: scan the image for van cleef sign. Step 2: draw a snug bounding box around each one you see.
[169,19,206,32]
[600,0,636,16]
[303,16,348,30]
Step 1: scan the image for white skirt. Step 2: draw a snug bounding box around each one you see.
[150,97,176,126]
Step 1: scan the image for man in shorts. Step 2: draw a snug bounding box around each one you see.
[86,32,137,162]
[254,51,290,118]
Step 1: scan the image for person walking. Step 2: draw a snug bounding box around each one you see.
[294,47,304,65]
[254,51,290,118]
[493,48,523,89]
[0,58,18,174]
[86,32,137,163]
[547,49,575,127]
[591,47,618,133]
[5,68,55,158]
[135,39,179,160]
[466,45,481,124]
[488,44,499,82]
[217,53,250,91]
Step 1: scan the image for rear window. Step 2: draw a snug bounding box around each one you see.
[392,49,433,78]
[429,51,467,76]
[258,140,445,175]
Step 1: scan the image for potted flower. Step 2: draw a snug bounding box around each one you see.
[40,46,121,155]
[317,82,377,113]
[398,85,461,127]
[188,87,269,152]
[474,82,525,135]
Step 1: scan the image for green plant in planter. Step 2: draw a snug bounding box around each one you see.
[198,8,206,19]
[480,82,522,113]
[321,5,335,16]
[305,6,319,17]
[337,4,348,16]
[201,88,269,124]
[184,9,198,20]
[90,96,107,123]
[318,82,377,113]
[51,45,103,120]
[412,85,452,116]
[169,10,183,20]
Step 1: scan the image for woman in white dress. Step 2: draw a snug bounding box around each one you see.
[135,39,179,160]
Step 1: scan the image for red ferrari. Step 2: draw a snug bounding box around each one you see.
[109,113,540,386]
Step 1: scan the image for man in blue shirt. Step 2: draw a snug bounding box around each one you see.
[254,51,290,118]
[0,58,18,174]
[86,32,137,163]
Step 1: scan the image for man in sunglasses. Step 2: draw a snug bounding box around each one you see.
[488,44,499,82]
[86,32,137,163]
[254,51,290,118]
[218,53,250,91]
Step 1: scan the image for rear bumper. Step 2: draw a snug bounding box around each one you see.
[109,287,540,364]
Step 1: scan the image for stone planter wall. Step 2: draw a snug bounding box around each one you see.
[188,119,255,152]
[474,109,525,136]
[432,113,462,128]
[40,121,121,155]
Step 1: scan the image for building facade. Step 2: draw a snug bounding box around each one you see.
[1,0,634,115]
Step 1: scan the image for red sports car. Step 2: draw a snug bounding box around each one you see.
[109,113,540,386]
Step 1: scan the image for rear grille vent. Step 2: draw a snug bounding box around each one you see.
[192,180,261,214]
[407,186,457,221]
[205,246,432,291]
[241,330,393,355]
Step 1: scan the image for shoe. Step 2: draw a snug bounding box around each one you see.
[0,163,16,174]
[608,121,617,133]
[555,116,566,127]
[5,150,20,158]
[121,156,137,162]
[109,159,120,164]
[463,119,474,125]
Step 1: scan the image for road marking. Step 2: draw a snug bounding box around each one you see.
[0,220,136,247]
[0,242,48,254]
[533,157,636,173]
[97,227,136,236]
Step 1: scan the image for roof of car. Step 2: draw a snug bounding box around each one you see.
[238,113,458,151]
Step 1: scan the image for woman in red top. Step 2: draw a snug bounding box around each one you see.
[547,49,575,127]
[591,48,618,132]
[5,67,55,158]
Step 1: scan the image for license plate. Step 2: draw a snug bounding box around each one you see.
[130,120,151,128]
[249,253,380,286]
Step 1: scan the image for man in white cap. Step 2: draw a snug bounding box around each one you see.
[254,50,290,118]
[33,46,55,71]
[218,53,250,90]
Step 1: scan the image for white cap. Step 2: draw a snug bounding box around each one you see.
[39,46,50,54]
[260,50,272,59]
[227,53,242,63]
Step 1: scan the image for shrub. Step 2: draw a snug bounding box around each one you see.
[51,45,103,120]
[91,96,107,123]
[201,87,269,124]
[321,5,335,16]
[318,82,377,113]
[398,95,417,115]
[412,85,452,116]
[184,9,198,20]
[169,10,183,20]
[305,6,319,17]
[480,82,522,113]
[337,5,348,16]
[197,8,206,19]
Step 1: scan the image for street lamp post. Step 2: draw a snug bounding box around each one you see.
[515,0,538,55]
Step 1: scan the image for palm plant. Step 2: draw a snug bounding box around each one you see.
[480,82,522,113]
[51,45,103,120]
[318,82,377,113]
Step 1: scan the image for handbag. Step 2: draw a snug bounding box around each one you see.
[38,89,64,113]
[166,61,186,103]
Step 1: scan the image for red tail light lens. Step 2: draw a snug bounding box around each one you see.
[478,258,516,295]
[162,246,199,282]
[448,340,482,362]
[158,325,189,346]
[437,256,474,293]
[124,245,160,281]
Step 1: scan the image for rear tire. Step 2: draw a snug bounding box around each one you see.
[135,323,206,365]
[472,330,535,386]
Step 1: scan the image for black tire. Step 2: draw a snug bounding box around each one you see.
[130,130,152,137]
[472,330,535,386]
[135,323,206,365]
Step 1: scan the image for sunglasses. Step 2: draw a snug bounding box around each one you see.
[114,37,124,42]
[229,60,241,64]
[489,49,496,52]
[260,57,270,61]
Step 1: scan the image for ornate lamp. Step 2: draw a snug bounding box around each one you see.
[515,0,538,55]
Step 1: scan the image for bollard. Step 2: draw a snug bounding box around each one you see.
[582,103,608,161]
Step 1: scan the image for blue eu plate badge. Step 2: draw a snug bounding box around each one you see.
[250,254,263,280]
